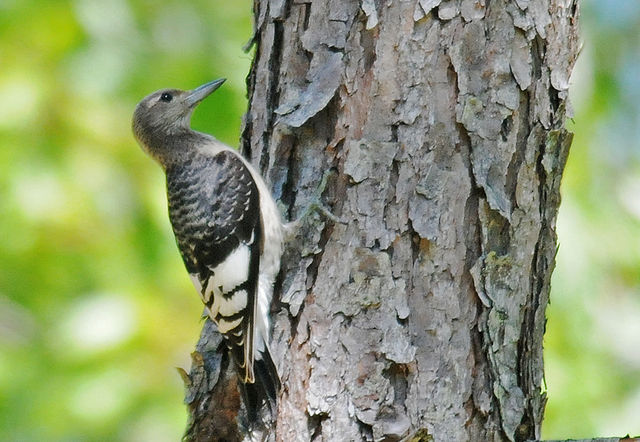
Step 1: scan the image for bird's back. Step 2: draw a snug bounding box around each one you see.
[167,150,261,376]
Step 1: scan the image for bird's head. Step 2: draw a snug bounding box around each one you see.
[132,78,225,163]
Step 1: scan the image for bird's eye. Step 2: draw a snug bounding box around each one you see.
[160,92,173,102]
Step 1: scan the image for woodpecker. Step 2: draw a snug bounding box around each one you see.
[132,79,282,421]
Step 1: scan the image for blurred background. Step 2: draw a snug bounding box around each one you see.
[0,0,638,440]
[544,0,640,437]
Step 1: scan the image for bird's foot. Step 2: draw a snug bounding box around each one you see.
[284,169,345,238]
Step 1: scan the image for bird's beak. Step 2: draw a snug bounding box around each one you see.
[185,78,226,108]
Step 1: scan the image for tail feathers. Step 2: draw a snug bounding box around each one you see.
[255,347,281,404]
[239,347,281,423]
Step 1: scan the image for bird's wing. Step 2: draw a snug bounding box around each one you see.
[167,149,262,383]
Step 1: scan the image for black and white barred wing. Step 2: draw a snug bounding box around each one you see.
[167,150,261,383]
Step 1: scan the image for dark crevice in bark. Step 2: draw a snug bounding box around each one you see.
[305,219,334,292]
[457,115,485,294]
[465,189,493,438]
[321,96,341,147]
[326,45,345,54]
[571,0,579,18]
[241,47,259,159]
[386,362,409,409]
[500,115,513,142]
[284,294,303,345]
[302,2,311,31]
[531,35,545,81]
[514,419,532,442]
[260,17,287,174]
[323,167,343,217]
[516,130,558,441]
[447,52,458,98]
[518,216,540,442]
[390,124,398,143]
[470,331,492,419]
[356,417,374,441]
[302,46,314,64]
[518,244,543,442]
[389,154,400,196]
[460,108,483,269]
[383,155,401,229]
[407,218,421,265]
[450,55,476,193]
[302,106,341,291]
[487,207,511,256]
[463,394,475,423]
[272,263,285,309]
[328,141,347,220]
[361,27,378,73]
[396,311,408,327]
[463,187,483,273]
[549,85,561,114]
[308,412,329,441]
[280,0,293,21]
[241,114,254,160]
[506,90,531,208]
[535,139,548,221]
[281,134,298,221]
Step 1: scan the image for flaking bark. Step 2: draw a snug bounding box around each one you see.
[184,0,581,440]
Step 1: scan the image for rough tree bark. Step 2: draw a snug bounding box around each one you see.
[183,0,582,441]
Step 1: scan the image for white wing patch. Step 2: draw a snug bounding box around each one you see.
[218,289,248,317]
[188,244,252,324]
[209,244,250,293]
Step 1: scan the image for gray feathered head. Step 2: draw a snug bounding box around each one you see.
[132,79,225,162]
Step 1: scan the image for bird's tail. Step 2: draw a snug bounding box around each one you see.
[239,345,281,423]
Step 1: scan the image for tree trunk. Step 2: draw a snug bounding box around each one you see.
[184,0,580,440]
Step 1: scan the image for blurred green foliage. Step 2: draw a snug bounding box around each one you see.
[0,0,252,440]
[0,0,638,440]
[543,1,640,438]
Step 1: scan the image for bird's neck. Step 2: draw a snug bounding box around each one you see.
[141,127,212,169]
